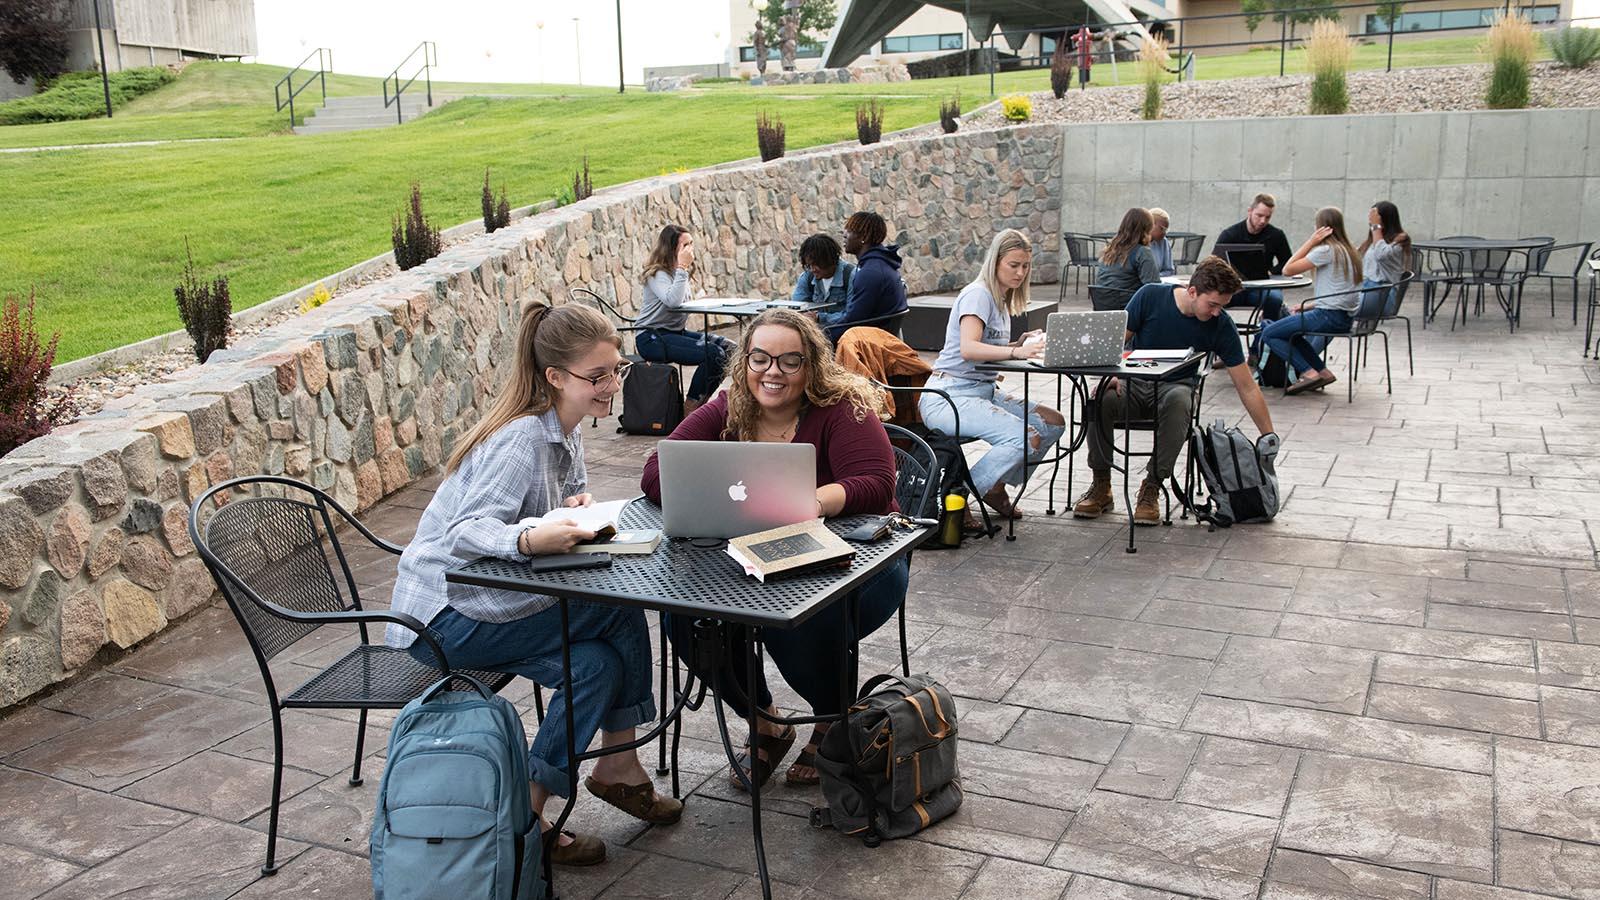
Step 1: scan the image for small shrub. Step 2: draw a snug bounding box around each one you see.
[0,65,176,125]
[1547,26,1600,69]
[481,168,511,233]
[572,155,593,202]
[1049,35,1073,99]
[1484,13,1537,109]
[0,288,70,458]
[756,111,786,161]
[1306,19,1352,115]
[1137,36,1169,120]
[1000,94,1032,123]
[174,240,232,364]
[855,99,884,144]
[299,282,331,314]
[939,96,960,134]
[391,182,442,271]
[555,186,573,208]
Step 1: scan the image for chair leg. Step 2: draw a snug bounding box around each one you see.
[349,708,368,786]
[533,684,545,723]
[657,612,670,776]
[1400,317,1413,376]
[1380,331,1392,395]
[262,707,285,876]
[898,602,911,676]
[1347,338,1356,404]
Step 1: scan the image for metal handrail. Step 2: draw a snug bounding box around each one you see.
[274,47,332,127]
[382,41,438,125]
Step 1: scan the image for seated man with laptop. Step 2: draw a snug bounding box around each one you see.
[1072,256,1276,526]
[640,308,905,790]
[1214,193,1293,331]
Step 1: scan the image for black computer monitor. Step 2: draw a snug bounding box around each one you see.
[1213,242,1269,281]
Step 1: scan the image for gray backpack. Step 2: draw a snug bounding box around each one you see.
[371,675,543,900]
[810,674,963,845]
[1187,419,1282,528]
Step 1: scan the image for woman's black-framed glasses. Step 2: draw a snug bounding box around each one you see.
[747,349,806,375]
[563,362,632,389]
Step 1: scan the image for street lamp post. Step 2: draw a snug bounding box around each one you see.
[536,20,545,84]
[573,18,582,86]
[91,0,112,118]
[615,0,624,93]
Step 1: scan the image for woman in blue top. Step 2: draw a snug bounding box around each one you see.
[791,233,856,306]
[388,303,680,867]
[633,224,734,414]
[918,229,1067,519]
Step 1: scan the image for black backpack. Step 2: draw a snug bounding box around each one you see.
[1256,351,1289,389]
[617,362,684,436]
[810,674,963,845]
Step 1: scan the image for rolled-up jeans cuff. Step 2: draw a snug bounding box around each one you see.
[603,694,657,733]
[529,755,572,798]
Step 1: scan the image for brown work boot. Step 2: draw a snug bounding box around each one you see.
[1072,471,1114,519]
[1133,479,1163,527]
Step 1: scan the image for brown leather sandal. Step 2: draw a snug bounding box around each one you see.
[541,824,606,867]
[784,746,821,787]
[583,776,683,824]
[730,725,796,792]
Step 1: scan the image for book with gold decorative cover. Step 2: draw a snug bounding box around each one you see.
[725,519,855,583]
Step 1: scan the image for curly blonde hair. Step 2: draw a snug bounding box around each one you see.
[723,309,886,441]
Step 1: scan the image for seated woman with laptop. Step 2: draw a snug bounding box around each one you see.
[918,228,1067,520]
[640,308,905,789]
[387,302,681,867]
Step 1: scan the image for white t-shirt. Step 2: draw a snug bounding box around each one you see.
[932,280,1011,382]
[1308,244,1362,313]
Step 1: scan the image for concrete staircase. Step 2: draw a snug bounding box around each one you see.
[291,94,454,135]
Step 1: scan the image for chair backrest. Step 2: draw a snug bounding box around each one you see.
[1063,233,1099,265]
[190,477,360,662]
[1175,233,1206,267]
[572,287,637,327]
[884,423,940,519]
[1392,270,1414,310]
[839,309,909,342]
[1088,283,1132,311]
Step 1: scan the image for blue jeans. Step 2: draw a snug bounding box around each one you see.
[1261,306,1352,377]
[411,601,656,797]
[635,329,733,403]
[917,375,1066,496]
[666,558,909,717]
[1232,288,1288,322]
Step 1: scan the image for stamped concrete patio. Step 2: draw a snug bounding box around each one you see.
[4,282,1600,900]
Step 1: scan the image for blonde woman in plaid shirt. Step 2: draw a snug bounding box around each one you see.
[389,302,681,867]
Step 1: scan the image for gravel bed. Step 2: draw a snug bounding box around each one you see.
[957,61,1600,127]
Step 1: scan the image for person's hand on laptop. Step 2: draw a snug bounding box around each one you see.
[563,493,595,508]
[518,520,598,556]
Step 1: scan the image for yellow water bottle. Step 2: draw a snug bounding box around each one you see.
[939,493,966,547]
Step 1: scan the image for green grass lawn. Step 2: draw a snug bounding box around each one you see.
[0,60,615,149]
[4,91,937,362]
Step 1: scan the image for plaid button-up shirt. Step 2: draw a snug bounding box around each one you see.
[386,409,586,648]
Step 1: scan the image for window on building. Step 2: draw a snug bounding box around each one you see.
[738,42,824,62]
[1363,4,1556,34]
[881,33,965,54]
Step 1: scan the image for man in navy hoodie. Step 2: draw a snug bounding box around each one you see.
[818,211,908,343]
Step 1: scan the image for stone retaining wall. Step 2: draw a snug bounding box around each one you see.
[0,124,1062,708]
[752,64,911,86]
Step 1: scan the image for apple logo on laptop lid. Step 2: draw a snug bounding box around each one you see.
[728,481,748,502]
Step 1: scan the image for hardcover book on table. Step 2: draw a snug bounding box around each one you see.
[725,520,855,582]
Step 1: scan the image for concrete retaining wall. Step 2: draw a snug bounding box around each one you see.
[1062,109,1600,247]
[0,124,1062,709]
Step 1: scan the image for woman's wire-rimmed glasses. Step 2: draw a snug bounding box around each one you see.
[747,349,806,375]
[563,362,632,389]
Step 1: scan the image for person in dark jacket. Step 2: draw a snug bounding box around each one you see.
[817,211,908,342]
[1214,193,1292,326]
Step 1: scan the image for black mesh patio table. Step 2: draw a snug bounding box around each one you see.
[446,498,930,900]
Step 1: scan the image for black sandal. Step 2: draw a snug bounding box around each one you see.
[785,746,821,786]
[730,725,796,792]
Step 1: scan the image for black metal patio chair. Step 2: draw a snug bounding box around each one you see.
[884,422,939,675]
[1059,232,1102,300]
[1526,240,1594,323]
[188,475,513,876]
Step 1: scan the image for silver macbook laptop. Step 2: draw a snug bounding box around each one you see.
[656,440,818,539]
[1033,310,1127,367]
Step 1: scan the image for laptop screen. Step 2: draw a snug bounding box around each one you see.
[1217,244,1269,281]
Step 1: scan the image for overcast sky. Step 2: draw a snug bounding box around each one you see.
[253,0,735,85]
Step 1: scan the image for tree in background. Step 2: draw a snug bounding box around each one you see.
[1376,1,1407,30]
[752,0,836,72]
[0,0,70,87]
[1267,0,1340,41]
[1241,0,1269,36]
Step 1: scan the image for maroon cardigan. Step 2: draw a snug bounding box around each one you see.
[640,392,897,515]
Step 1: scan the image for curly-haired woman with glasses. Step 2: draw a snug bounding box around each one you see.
[640,308,906,790]
[389,302,680,868]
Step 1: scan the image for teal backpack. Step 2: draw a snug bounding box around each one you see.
[371,675,543,900]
